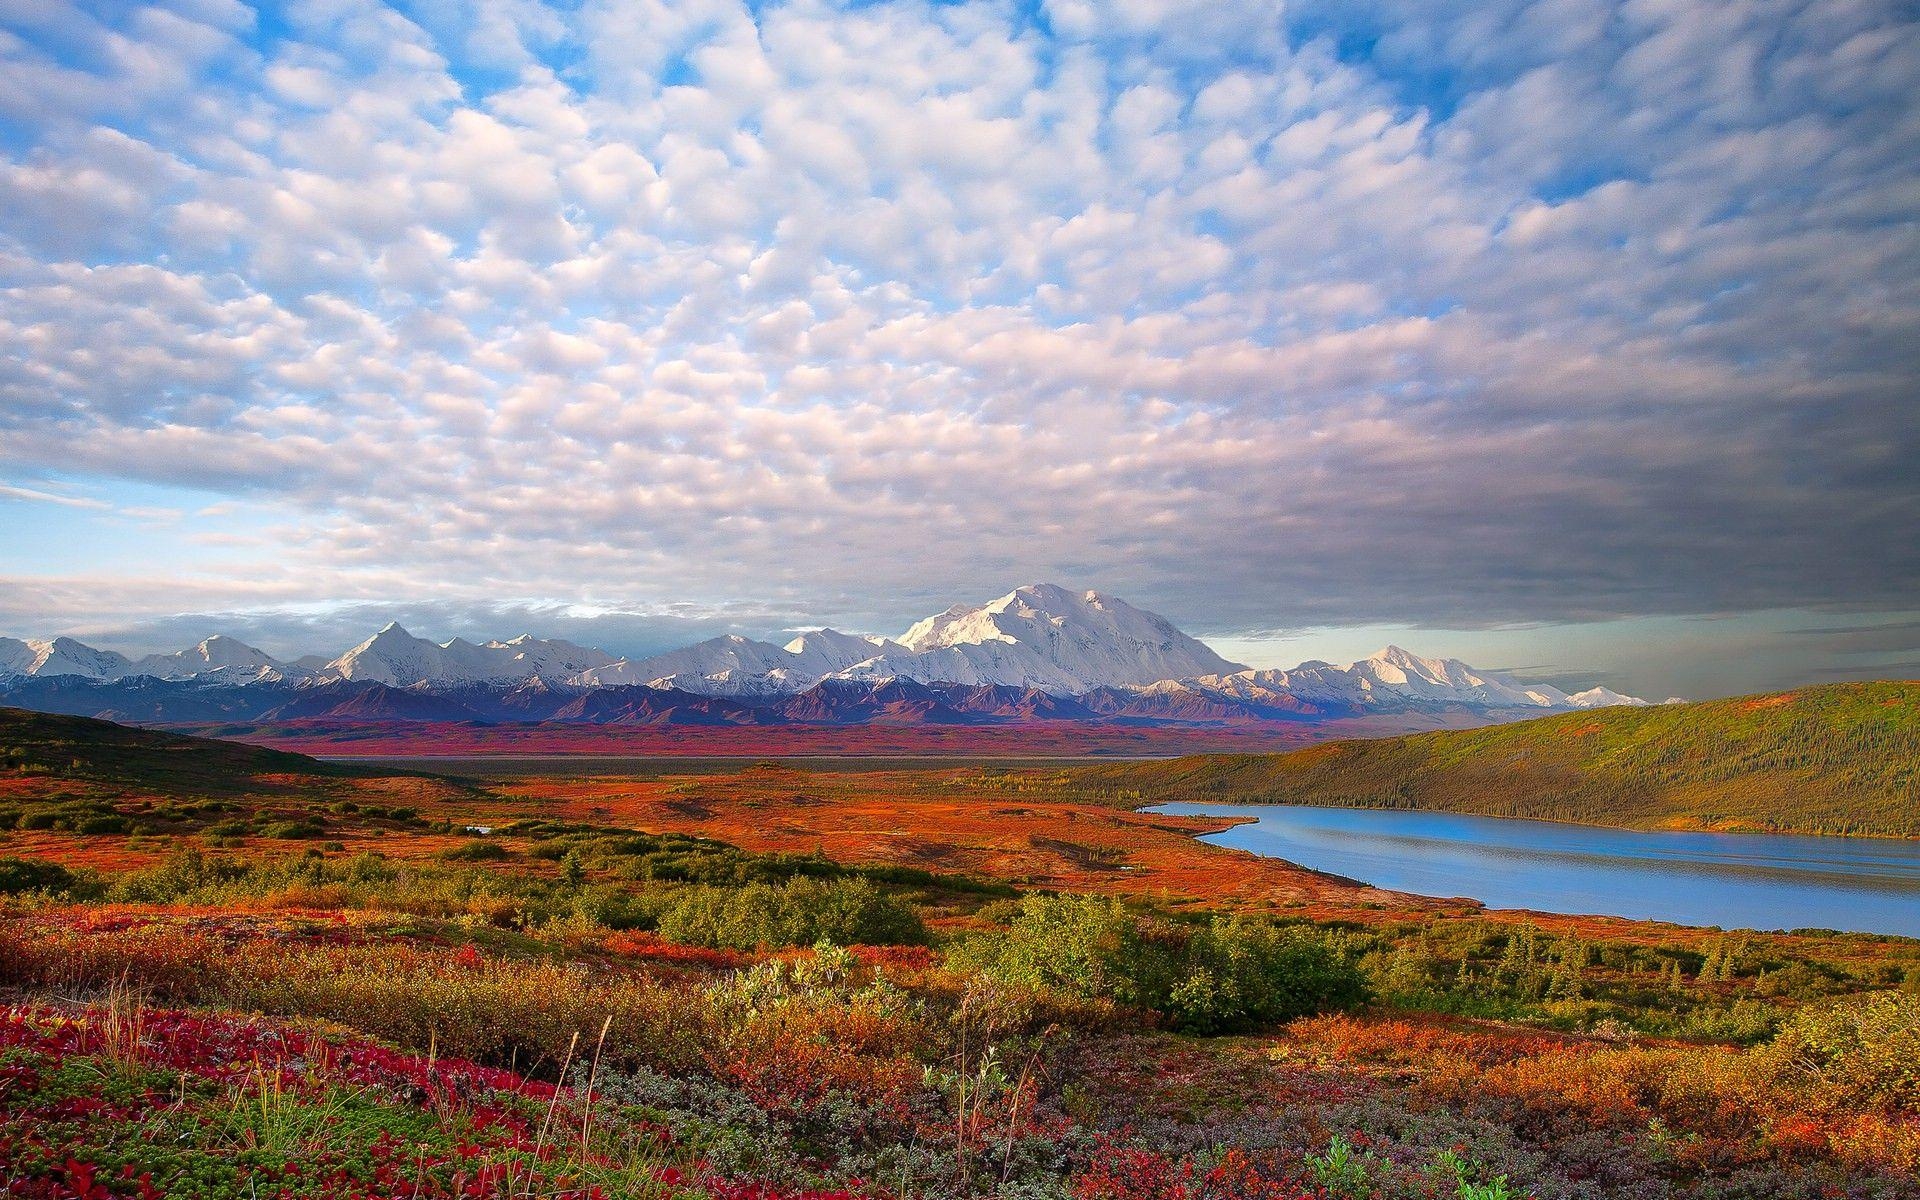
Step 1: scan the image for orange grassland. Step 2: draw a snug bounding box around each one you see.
[487,765,1466,917]
[10,756,1918,975]
[4,758,1454,916]
[479,766,1920,965]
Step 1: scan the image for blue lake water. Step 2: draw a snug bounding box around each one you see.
[1147,803,1920,937]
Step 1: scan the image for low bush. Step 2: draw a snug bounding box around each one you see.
[656,876,928,950]
[257,818,325,839]
[438,838,512,861]
[1169,916,1372,1033]
[1755,990,1920,1114]
[950,895,1368,1031]
[0,857,78,896]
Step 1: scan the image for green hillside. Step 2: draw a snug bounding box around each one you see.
[0,706,474,841]
[1076,681,1920,838]
[0,705,366,797]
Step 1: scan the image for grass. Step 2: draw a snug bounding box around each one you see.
[1072,680,1920,837]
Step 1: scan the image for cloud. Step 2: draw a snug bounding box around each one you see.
[1789,617,1920,652]
[1488,665,1633,695]
[0,482,110,509]
[0,0,1914,676]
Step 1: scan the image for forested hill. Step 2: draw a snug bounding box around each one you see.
[1075,681,1920,838]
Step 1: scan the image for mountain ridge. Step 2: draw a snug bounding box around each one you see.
[0,584,1651,721]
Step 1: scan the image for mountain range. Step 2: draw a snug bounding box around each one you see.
[0,584,1655,727]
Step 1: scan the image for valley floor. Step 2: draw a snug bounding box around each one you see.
[2,749,1917,1198]
[155,709,1513,759]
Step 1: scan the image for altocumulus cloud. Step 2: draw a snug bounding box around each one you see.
[0,0,1915,643]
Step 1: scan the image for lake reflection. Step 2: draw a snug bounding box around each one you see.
[1148,803,1920,937]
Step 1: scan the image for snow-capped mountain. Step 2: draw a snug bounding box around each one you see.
[578,630,896,694]
[1189,646,1580,715]
[847,584,1247,693]
[131,635,293,683]
[0,638,41,677]
[0,584,1654,716]
[579,585,1247,697]
[320,624,618,687]
[1566,686,1652,709]
[0,637,135,680]
[0,634,295,684]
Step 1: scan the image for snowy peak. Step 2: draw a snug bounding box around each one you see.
[0,637,41,677]
[782,628,894,668]
[0,633,291,679]
[133,635,292,683]
[581,628,893,695]
[322,626,616,687]
[574,585,1241,697]
[325,624,444,685]
[0,634,288,683]
[478,635,617,679]
[1346,646,1571,705]
[873,583,1245,693]
[1365,645,1465,684]
[1567,686,1651,709]
[1187,644,1643,714]
[581,634,798,691]
[0,637,134,680]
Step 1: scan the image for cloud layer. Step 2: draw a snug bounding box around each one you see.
[1,0,1916,651]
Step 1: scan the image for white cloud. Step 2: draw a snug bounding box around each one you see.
[0,482,110,509]
[0,0,1913,654]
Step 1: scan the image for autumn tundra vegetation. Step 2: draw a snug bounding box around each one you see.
[1,706,1917,1198]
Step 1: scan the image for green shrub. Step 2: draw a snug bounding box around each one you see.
[107,847,250,903]
[656,876,927,950]
[1306,1134,1382,1199]
[439,839,512,862]
[342,852,398,883]
[947,894,1179,1009]
[0,857,77,896]
[1168,917,1371,1033]
[951,895,1367,1032]
[258,820,324,840]
[1756,991,1920,1113]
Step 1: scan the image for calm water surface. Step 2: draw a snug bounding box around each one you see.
[1149,802,1920,937]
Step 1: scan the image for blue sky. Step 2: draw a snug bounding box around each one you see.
[1,0,1916,698]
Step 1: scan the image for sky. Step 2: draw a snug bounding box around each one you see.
[0,0,1916,700]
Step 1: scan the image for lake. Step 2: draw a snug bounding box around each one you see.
[1148,802,1920,937]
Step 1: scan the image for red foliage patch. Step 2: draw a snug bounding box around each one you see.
[597,929,749,970]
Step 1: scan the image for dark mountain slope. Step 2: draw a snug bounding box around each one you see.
[0,705,365,797]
